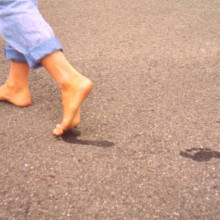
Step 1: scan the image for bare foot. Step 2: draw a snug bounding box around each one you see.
[53,76,92,136]
[0,84,31,107]
[40,51,93,136]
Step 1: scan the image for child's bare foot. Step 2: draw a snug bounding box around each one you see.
[0,83,31,107]
[53,76,92,136]
[0,61,31,107]
[41,51,93,136]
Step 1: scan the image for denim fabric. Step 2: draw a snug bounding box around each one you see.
[0,0,62,69]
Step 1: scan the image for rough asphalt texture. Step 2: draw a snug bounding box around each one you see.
[0,0,219,219]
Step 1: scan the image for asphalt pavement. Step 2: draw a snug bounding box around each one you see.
[0,0,219,219]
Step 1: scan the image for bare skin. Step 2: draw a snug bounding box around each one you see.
[0,51,92,136]
[41,51,92,136]
[0,61,31,107]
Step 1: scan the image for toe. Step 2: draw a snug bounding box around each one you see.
[53,124,64,136]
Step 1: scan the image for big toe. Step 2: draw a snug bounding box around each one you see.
[53,124,64,136]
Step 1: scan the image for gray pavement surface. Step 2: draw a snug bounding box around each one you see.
[0,0,219,219]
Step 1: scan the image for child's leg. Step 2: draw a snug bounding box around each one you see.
[41,51,92,136]
[0,61,31,107]
[0,0,92,135]
[0,0,62,69]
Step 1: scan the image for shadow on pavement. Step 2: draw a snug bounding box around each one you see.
[180,148,220,162]
[61,130,115,148]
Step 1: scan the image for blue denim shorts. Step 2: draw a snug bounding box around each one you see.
[0,0,62,69]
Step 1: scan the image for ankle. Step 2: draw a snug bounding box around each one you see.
[5,81,17,89]
[57,70,82,89]
[58,75,74,90]
[5,80,28,91]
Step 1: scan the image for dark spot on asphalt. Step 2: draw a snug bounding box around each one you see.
[180,148,220,162]
[61,130,115,148]
[39,174,56,180]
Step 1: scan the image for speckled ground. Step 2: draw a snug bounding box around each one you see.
[0,0,219,219]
